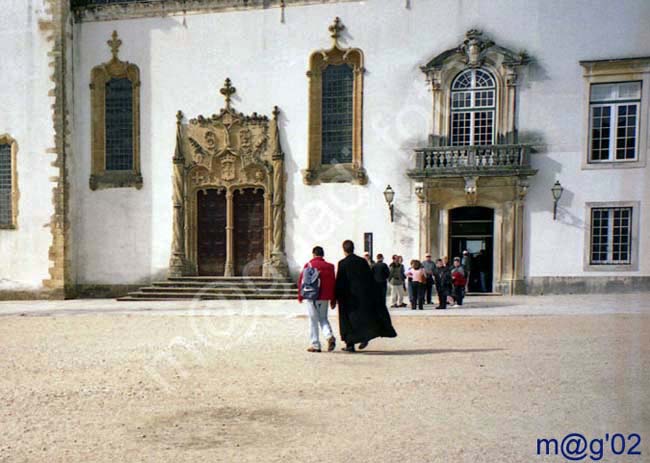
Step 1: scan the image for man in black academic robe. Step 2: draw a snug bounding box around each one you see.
[334,240,397,352]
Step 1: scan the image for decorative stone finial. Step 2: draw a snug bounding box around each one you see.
[272,106,280,120]
[458,29,494,67]
[329,17,345,47]
[108,30,122,61]
[220,78,236,110]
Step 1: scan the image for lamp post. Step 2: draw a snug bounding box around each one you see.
[551,180,564,220]
[383,185,395,222]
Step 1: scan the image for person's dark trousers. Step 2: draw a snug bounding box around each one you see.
[437,290,448,309]
[453,286,464,306]
[410,282,425,310]
[378,281,388,303]
[425,276,434,304]
[407,279,414,306]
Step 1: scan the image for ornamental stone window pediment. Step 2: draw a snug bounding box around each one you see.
[420,29,530,147]
[89,31,142,191]
[304,17,366,185]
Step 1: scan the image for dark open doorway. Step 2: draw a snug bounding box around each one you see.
[197,189,227,276]
[449,207,494,292]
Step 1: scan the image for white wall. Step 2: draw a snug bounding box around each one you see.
[71,0,650,284]
[0,0,57,290]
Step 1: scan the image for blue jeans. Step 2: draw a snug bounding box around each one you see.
[307,300,334,349]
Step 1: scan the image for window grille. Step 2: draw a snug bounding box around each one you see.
[105,77,134,171]
[450,68,496,146]
[590,207,632,264]
[321,64,353,165]
[589,81,641,162]
[0,144,12,226]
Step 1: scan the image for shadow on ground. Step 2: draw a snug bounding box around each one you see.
[342,348,505,356]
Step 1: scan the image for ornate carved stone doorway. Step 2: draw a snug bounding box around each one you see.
[168,79,288,279]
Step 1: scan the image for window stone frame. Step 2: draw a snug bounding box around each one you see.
[303,17,366,186]
[89,30,142,191]
[583,200,640,272]
[0,134,18,230]
[580,57,650,170]
[420,29,530,147]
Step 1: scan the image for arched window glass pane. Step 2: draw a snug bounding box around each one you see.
[0,143,11,226]
[321,64,353,165]
[105,77,134,171]
[452,70,472,89]
[475,69,495,88]
[450,68,496,146]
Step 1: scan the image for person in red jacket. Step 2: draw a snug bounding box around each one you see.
[297,246,337,352]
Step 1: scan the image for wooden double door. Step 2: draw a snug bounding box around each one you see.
[196,188,265,276]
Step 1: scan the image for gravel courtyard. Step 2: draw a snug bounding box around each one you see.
[1,294,649,463]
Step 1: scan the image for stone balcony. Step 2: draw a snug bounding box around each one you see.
[407,144,536,179]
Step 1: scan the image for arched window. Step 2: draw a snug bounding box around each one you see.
[450,68,496,146]
[305,17,366,185]
[0,134,18,229]
[90,31,142,190]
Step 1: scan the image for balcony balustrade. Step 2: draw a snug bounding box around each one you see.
[408,144,535,179]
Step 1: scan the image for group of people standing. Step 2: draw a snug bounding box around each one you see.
[368,252,473,311]
[298,241,397,353]
[297,241,487,353]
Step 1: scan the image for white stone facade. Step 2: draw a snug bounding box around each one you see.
[0,0,59,294]
[1,0,649,297]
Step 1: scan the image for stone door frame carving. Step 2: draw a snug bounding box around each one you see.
[416,176,529,295]
[168,79,288,278]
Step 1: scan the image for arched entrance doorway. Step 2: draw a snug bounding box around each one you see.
[449,206,493,292]
[167,79,289,279]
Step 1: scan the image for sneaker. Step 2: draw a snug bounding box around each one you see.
[327,337,336,352]
[451,304,459,308]
[306,346,321,353]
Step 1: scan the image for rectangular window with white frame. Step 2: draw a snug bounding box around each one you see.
[589,207,632,265]
[589,81,641,163]
[584,201,639,271]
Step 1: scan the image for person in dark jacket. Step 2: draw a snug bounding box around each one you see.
[388,255,406,308]
[422,253,436,304]
[335,240,397,352]
[371,253,390,303]
[433,258,452,310]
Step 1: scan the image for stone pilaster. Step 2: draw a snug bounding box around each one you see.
[168,111,189,278]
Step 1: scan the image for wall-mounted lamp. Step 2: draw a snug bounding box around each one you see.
[551,180,564,220]
[383,185,395,222]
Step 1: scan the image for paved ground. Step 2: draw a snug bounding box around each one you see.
[0,293,649,462]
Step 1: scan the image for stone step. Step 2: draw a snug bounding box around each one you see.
[139,286,295,295]
[167,277,295,283]
[151,280,296,289]
[118,291,294,301]
[117,277,297,301]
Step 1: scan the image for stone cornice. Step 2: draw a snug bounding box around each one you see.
[73,0,360,22]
